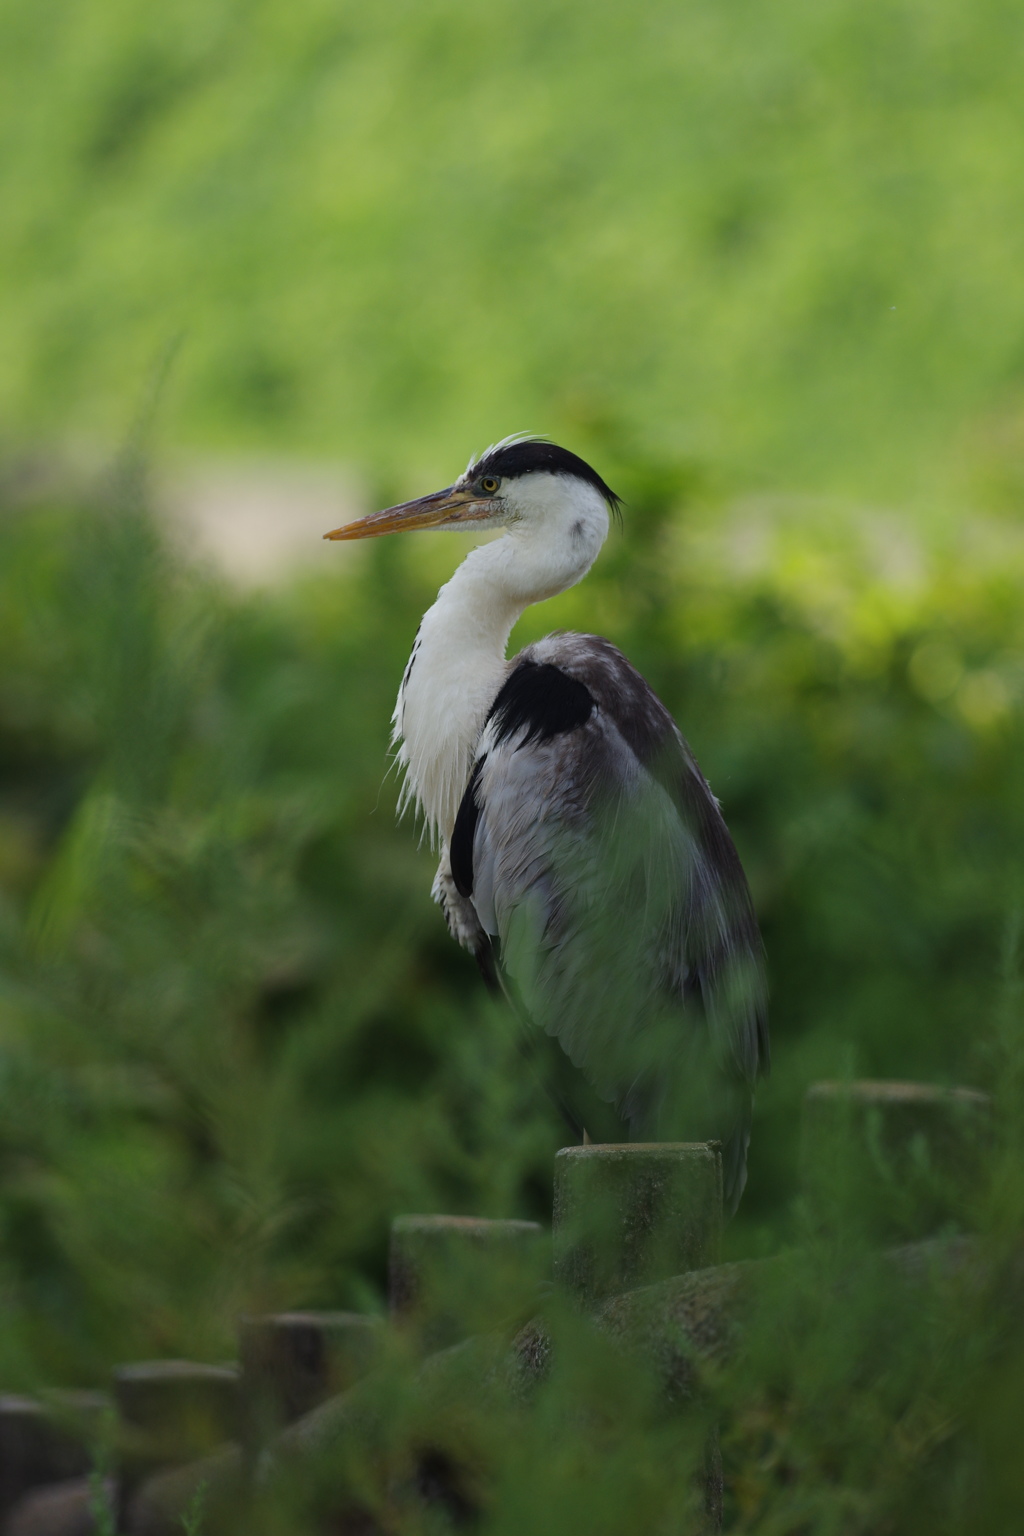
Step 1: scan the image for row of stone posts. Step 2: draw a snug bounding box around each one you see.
[0,1079,991,1534]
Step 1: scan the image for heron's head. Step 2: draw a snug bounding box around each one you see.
[324,437,622,554]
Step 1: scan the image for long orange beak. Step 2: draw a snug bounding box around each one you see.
[324,486,494,541]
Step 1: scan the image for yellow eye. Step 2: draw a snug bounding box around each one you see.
[479,476,500,495]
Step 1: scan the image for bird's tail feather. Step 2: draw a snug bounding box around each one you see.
[720,1092,753,1218]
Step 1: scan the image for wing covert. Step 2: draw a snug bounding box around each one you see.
[439,634,768,1211]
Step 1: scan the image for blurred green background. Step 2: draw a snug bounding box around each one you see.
[1,1,1024,1515]
[4,0,1024,501]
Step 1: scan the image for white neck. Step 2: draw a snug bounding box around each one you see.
[392,481,608,842]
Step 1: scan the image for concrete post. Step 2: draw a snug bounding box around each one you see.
[0,1394,109,1523]
[5,1476,115,1536]
[553,1143,723,1307]
[238,1311,382,1451]
[801,1079,991,1241]
[125,1445,243,1536]
[113,1361,240,1514]
[389,1215,546,1351]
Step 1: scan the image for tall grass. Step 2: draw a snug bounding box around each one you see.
[1,464,1021,1441]
[3,0,1023,1525]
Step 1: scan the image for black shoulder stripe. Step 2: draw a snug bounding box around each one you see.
[488,661,594,749]
[451,755,486,897]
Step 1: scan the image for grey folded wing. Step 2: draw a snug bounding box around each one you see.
[438,632,769,1207]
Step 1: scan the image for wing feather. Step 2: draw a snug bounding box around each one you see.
[436,632,768,1211]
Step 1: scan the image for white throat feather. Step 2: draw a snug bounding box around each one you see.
[391,476,609,844]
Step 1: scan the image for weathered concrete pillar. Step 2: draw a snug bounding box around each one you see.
[113,1361,240,1513]
[0,1393,109,1523]
[553,1143,723,1307]
[389,1215,546,1350]
[125,1445,243,1536]
[5,1475,115,1536]
[238,1311,382,1450]
[801,1079,991,1241]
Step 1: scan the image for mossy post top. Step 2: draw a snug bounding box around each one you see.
[553,1142,724,1306]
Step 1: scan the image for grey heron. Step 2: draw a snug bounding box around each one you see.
[326,437,768,1211]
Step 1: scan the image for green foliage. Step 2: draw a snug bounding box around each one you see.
[87,1412,118,1536]
[4,0,1024,500]
[3,1,1024,1523]
[0,458,1022,1530]
[180,1478,209,1536]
